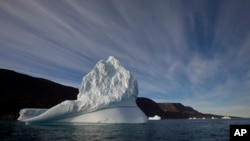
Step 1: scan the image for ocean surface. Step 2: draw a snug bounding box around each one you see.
[1,119,250,141]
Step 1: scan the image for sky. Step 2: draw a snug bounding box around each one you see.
[0,0,250,118]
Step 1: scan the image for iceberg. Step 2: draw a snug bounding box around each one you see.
[18,56,148,124]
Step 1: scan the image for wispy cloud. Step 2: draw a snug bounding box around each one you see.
[0,0,249,117]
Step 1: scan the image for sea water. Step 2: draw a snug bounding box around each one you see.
[1,119,250,141]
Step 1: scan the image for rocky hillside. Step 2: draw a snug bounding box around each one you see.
[0,69,78,119]
[136,97,222,119]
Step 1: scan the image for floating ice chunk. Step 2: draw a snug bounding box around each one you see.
[148,115,161,120]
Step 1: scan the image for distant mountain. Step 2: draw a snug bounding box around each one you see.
[158,103,202,118]
[0,68,223,120]
[137,98,223,119]
[137,98,211,119]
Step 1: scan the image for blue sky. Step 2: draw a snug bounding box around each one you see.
[1,0,250,117]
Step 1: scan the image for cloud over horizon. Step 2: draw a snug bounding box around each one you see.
[1,0,250,117]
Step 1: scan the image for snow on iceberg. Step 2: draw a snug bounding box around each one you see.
[18,56,148,124]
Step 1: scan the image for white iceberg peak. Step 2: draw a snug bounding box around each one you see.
[78,56,138,102]
[106,56,122,69]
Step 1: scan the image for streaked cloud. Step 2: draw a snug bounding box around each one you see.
[0,0,249,117]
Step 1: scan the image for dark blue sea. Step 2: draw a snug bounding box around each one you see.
[1,119,250,141]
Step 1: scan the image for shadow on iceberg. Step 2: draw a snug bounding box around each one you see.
[18,56,148,124]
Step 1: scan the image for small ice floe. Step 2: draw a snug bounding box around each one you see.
[221,116,231,119]
[149,115,161,120]
[211,116,217,119]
